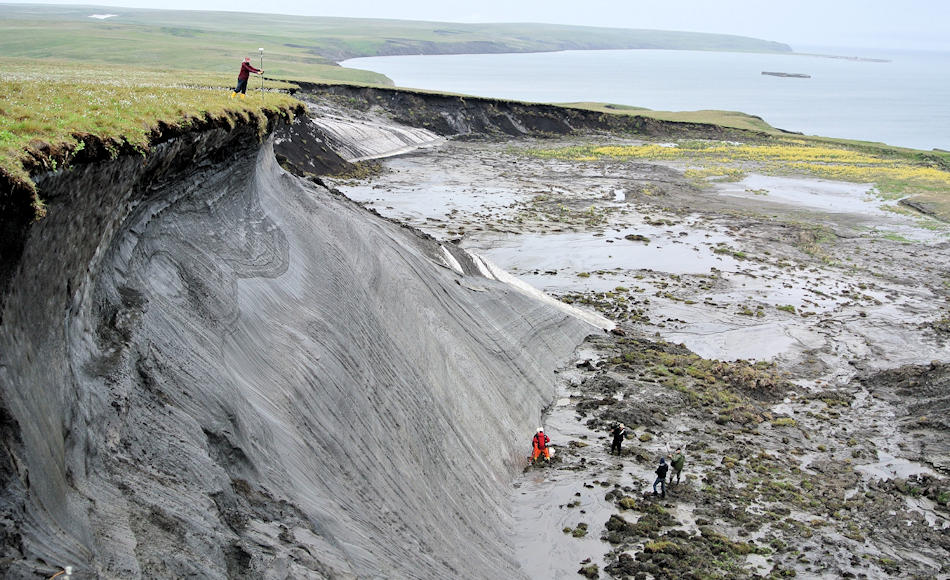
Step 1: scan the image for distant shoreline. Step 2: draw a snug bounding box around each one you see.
[796,52,891,63]
[342,48,947,151]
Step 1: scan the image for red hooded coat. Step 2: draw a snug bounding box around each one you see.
[238,60,261,80]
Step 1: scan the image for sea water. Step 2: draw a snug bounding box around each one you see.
[342,47,950,151]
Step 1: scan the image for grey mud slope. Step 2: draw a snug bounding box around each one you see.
[0,126,595,578]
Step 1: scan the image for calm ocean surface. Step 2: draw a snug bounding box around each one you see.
[342,48,950,151]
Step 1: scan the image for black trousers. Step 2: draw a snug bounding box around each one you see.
[235,77,249,94]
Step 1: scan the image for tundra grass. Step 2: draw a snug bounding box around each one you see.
[0,9,391,85]
[0,4,791,85]
[524,138,950,220]
[0,58,303,217]
[560,103,779,134]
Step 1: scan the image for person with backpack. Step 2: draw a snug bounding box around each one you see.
[670,448,686,485]
[610,423,627,455]
[532,427,550,462]
[231,56,262,99]
[653,457,668,498]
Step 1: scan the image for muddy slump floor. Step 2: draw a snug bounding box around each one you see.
[331,137,950,579]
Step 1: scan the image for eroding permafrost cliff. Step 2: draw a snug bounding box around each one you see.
[0,118,596,578]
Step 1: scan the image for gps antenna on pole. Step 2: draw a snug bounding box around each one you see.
[259,48,264,102]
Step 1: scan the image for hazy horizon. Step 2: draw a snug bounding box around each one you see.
[2,0,948,51]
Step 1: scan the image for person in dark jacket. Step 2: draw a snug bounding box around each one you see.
[231,57,262,99]
[532,428,551,462]
[653,457,668,497]
[610,423,627,455]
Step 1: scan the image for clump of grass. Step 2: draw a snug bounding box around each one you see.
[643,540,681,554]
[617,496,637,510]
[712,244,749,260]
[881,233,913,243]
[699,528,761,556]
[518,195,614,228]
[564,522,589,538]
[0,58,302,218]
[578,563,599,578]
[684,166,747,183]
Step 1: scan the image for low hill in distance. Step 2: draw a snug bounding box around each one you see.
[559,102,783,134]
[0,4,792,83]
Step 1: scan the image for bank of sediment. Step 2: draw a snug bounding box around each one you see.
[0,103,597,577]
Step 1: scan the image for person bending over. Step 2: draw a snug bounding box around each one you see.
[532,428,551,463]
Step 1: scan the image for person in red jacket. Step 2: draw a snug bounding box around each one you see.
[532,427,550,462]
[231,57,262,99]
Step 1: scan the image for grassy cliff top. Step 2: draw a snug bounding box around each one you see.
[560,103,783,134]
[0,4,792,83]
[0,58,303,216]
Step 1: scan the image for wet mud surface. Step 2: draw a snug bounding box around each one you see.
[332,137,950,578]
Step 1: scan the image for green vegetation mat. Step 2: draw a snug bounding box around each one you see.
[525,138,950,221]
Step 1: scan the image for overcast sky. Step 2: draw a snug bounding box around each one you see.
[7,0,949,50]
